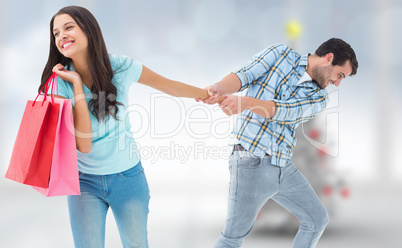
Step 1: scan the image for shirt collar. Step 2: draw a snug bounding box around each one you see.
[296,72,312,85]
[299,53,309,67]
[296,53,312,85]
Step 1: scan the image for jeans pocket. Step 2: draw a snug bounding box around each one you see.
[118,165,144,179]
[237,155,261,169]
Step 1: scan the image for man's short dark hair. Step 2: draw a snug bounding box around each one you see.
[315,38,358,76]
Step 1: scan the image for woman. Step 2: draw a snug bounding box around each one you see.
[39,6,207,248]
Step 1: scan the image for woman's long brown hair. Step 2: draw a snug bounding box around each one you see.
[39,6,122,121]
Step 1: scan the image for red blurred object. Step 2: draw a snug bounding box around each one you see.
[323,186,333,196]
[318,146,327,157]
[309,129,320,140]
[340,188,350,198]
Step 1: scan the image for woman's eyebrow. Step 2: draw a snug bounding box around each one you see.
[53,21,76,32]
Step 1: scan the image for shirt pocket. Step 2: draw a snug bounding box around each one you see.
[278,84,291,100]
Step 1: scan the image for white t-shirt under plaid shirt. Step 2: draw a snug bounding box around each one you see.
[233,43,329,167]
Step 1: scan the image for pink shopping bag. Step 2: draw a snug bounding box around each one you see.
[5,76,60,188]
[32,75,80,196]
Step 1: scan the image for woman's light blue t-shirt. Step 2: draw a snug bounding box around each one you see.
[53,54,142,175]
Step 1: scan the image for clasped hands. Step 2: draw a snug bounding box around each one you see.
[196,86,248,116]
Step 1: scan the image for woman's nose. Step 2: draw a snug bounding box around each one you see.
[59,30,67,39]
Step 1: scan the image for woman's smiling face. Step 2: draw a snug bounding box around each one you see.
[52,14,88,60]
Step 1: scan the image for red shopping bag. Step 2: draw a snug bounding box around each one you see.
[33,95,80,196]
[5,74,60,188]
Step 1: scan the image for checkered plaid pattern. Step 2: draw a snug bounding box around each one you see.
[233,43,329,167]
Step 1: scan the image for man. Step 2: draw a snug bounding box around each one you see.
[200,38,358,248]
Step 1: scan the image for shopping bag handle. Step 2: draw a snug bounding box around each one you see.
[34,72,59,106]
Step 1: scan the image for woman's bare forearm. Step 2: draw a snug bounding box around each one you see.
[72,81,92,153]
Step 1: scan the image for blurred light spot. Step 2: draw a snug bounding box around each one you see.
[318,146,327,157]
[309,129,320,140]
[341,188,350,198]
[323,186,333,196]
[285,20,302,40]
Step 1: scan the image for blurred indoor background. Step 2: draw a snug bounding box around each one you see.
[1,0,401,247]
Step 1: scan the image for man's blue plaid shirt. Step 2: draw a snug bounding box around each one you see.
[233,43,329,167]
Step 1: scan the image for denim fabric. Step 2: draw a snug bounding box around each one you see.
[214,151,328,248]
[67,162,150,248]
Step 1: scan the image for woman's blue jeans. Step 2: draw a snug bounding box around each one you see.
[214,151,329,248]
[67,162,150,248]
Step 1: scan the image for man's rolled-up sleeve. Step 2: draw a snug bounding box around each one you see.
[234,43,286,91]
[270,93,329,125]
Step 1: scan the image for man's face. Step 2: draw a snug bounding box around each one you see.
[314,56,353,89]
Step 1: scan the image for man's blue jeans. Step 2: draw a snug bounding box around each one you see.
[67,162,150,248]
[214,151,329,248]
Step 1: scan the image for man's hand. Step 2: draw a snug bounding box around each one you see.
[196,85,220,104]
[196,74,242,105]
[219,95,249,116]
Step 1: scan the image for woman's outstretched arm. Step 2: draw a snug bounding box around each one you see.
[138,65,209,99]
